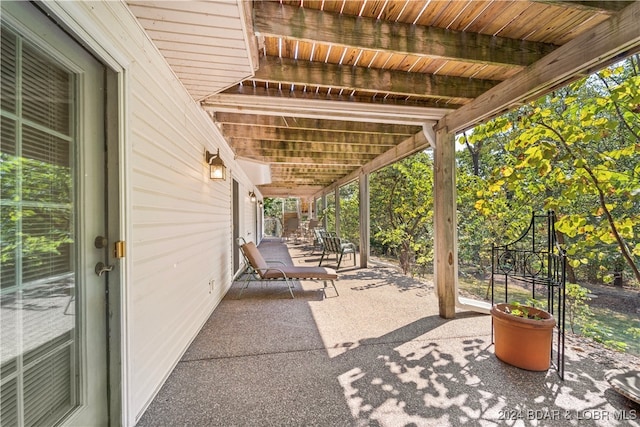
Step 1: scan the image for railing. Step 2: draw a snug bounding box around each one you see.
[490,210,567,379]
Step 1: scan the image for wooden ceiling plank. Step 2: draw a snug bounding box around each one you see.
[465,1,532,37]
[505,7,582,41]
[253,1,557,67]
[553,14,611,46]
[427,1,470,28]
[361,0,390,19]
[446,0,494,31]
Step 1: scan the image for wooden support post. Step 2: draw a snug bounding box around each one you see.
[321,194,327,230]
[334,186,340,236]
[359,172,370,268]
[434,127,457,319]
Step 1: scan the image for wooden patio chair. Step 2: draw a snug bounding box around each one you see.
[237,240,338,298]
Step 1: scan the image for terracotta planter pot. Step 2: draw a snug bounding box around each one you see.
[491,303,556,371]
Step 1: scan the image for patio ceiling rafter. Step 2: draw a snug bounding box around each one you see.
[253,1,558,68]
[202,93,449,124]
[129,0,638,197]
[252,56,501,101]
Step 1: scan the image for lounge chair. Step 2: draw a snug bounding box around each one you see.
[238,240,338,298]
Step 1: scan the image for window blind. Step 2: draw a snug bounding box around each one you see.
[1,23,77,426]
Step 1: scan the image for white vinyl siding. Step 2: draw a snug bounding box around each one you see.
[126,0,255,101]
[39,1,258,425]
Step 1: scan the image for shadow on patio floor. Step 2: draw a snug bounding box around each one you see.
[137,239,639,426]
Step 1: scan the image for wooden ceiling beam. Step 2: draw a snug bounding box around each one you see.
[217,86,464,110]
[222,124,401,145]
[254,1,557,68]
[203,93,447,124]
[237,156,374,167]
[229,139,391,154]
[259,184,326,194]
[272,167,353,174]
[235,150,381,163]
[270,174,340,181]
[270,175,340,181]
[239,158,374,167]
[272,173,351,179]
[254,56,498,101]
[214,112,421,135]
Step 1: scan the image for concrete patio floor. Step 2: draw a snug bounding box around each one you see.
[136,238,639,426]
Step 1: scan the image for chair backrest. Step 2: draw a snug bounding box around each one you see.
[284,217,299,231]
[240,242,269,276]
[323,235,340,253]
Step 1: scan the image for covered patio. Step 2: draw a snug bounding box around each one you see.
[126,0,640,319]
[136,239,638,426]
[2,1,639,425]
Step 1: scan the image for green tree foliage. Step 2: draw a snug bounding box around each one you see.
[459,55,640,286]
[324,192,336,232]
[1,154,73,288]
[311,56,639,290]
[370,152,434,275]
[338,181,360,246]
[263,197,283,236]
[456,113,535,277]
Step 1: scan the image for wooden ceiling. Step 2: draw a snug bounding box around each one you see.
[193,0,638,198]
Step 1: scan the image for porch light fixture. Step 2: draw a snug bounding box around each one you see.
[249,191,257,202]
[205,149,226,181]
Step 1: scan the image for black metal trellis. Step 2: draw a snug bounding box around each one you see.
[490,210,566,379]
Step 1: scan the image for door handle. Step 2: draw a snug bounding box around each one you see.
[95,262,114,277]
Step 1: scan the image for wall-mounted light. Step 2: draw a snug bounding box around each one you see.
[249,191,257,203]
[205,149,226,181]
